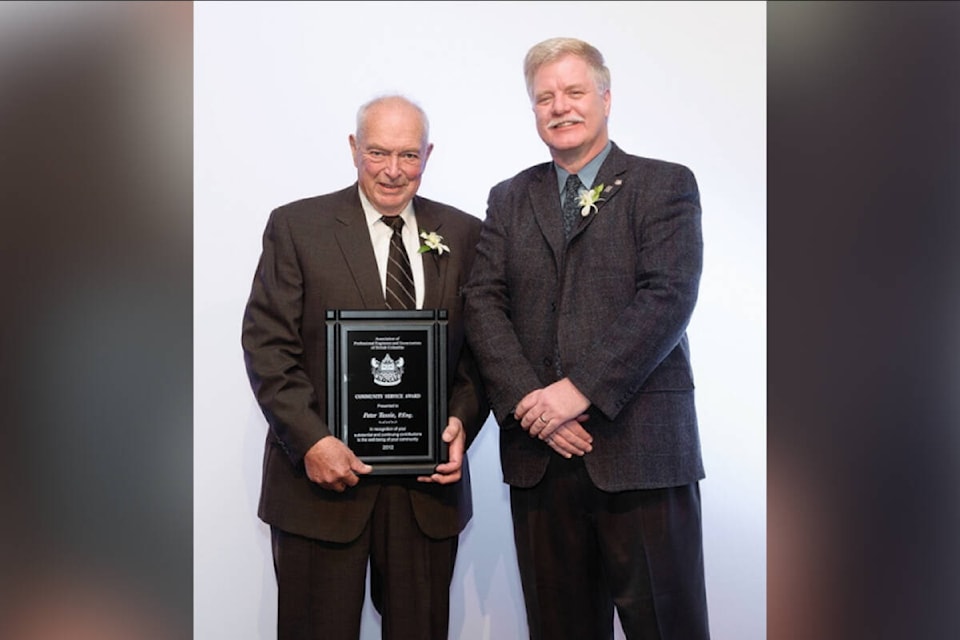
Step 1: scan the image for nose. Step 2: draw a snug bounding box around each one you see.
[384,154,402,178]
[552,93,569,114]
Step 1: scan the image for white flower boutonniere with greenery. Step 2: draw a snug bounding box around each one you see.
[418,230,450,255]
[578,183,605,216]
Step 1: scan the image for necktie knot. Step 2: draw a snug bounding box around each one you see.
[382,215,404,232]
[564,174,583,197]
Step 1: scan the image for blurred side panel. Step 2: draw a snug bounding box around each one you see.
[0,2,192,638]
[769,2,960,639]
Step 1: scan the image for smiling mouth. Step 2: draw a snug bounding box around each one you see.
[549,119,583,129]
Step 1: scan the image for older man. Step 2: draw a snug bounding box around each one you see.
[243,95,488,639]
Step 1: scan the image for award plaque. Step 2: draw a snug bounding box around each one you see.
[326,309,448,475]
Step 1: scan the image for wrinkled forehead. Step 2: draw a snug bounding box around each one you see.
[358,104,428,148]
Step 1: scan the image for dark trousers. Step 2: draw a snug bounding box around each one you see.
[510,456,710,640]
[271,483,458,640]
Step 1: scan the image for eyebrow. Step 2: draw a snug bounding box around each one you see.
[536,82,590,97]
[364,145,421,153]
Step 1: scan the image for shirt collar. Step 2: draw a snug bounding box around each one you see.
[358,184,416,230]
[555,140,612,193]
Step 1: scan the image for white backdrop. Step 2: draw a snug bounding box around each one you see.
[194,2,766,638]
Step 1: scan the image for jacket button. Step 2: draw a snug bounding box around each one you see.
[543,357,552,367]
[550,302,557,312]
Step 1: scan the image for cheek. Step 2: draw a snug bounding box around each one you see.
[402,168,424,183]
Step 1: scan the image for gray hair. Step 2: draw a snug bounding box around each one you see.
[523,37,611,102]
[355,95,430,147]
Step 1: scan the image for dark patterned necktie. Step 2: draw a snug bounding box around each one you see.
[382,215,416,310]
[562,174,584,238]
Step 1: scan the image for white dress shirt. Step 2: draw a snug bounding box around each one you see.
[358,186,425,309]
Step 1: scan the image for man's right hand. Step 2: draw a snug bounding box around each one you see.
[304,436,373,492]
[543,415,594,459]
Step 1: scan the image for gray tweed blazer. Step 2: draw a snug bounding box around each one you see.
[463,143,705,491]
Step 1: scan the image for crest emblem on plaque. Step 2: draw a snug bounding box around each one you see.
[371,353,404,386]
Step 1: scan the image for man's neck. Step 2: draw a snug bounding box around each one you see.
[550,136,609,174]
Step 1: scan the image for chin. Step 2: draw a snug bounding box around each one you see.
[376,190,406,204]
[548,139,584,154]
[545,130,583,145]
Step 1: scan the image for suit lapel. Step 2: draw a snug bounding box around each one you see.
[413,198,446,308]
[333,188,386,308]
[530,166,566,266]
[570,144,629,241]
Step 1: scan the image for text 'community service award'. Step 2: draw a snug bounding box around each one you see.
[326,309,448,475]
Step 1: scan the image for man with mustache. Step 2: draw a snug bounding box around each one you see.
[464,38,710,639]
[243,95,488,639]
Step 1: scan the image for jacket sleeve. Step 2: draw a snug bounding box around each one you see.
[448,341,490,448]
[241,209,329,464]
[462,185,543,426]
[445,217,491,445]
[568,164,703,420]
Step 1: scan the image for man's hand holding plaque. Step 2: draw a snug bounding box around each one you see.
[417,417,465,485]
[304,435,373,493]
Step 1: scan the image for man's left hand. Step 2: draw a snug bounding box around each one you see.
[417,417,466,484]
[515,378,590,440]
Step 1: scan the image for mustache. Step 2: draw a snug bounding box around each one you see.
[547,117,585,129]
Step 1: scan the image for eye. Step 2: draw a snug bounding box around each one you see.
[366,149,387,158]
[401,152,420,162]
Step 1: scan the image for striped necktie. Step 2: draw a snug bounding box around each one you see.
[381,215,415,310]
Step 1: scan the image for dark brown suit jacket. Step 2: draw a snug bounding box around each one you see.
[243,184,488,543]
[464,143,704,491]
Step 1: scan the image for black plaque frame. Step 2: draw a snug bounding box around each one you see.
[326,309,448,475]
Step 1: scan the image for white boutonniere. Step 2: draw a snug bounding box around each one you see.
[578,183,605,216]
[418,230,450,255]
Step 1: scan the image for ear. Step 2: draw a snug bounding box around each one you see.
[421,142,435,169]
[348,134,360,168]
[602,89,611,118]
